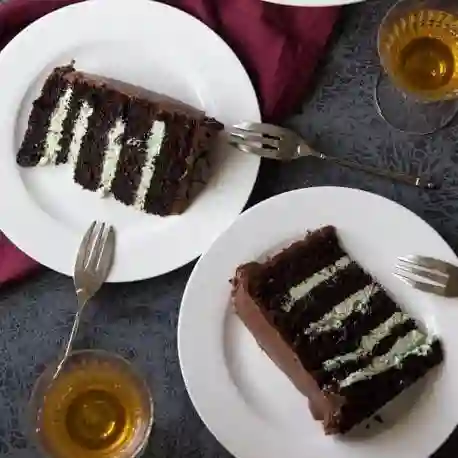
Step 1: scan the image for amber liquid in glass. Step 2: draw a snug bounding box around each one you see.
[380,9,458,99]
[37,357,149,458]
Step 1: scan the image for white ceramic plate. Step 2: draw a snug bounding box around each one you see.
[262,0,366,6]
[179,187,458,458]
[0,0,260,282]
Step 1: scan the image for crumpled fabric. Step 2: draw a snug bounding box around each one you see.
[0,0,339,285]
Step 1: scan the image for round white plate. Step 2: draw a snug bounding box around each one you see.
[262,0,365,6]
[179,187,458,458]
[0,0,260,282]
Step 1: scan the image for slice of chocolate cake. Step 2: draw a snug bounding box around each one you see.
[17,63,224,216]
[231,226,443,435]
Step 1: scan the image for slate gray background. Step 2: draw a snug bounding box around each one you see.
[1,0,458,456]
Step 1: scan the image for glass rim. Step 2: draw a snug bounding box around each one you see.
[376,0,458,102]
[376,0,411,72]
[29,349,154,458]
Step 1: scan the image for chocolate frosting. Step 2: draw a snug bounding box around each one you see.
[231,263,345,434]
[62,65,204,117]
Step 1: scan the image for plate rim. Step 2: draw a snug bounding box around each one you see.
[178,186,458,458]
[0,0,261,282]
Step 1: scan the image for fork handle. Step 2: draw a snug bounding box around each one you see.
[304,147,438,189]
[52,294,89,380]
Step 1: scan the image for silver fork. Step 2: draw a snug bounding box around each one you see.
[394,255,458,297]
[227,122,437,189]
[51,221,115,380]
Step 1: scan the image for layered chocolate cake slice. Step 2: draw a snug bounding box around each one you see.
[17,63,224,216]
[231,226,443,434]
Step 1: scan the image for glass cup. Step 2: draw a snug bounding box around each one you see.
[376,0,458,133]
[29,350,153,458]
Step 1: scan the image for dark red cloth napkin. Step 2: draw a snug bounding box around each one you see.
[0,0,340,285]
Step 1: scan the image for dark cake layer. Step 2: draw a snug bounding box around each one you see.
[17,65,74,167]
[231,225,443,434]
[74,86,125,191]
[109,98,158,205]
[16,64,224,216]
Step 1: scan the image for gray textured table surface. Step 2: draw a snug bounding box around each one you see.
[1,0,458,457]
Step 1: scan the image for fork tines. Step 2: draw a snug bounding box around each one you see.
[225,122,286,159]
[228,124,280,148]
[394,255,450,296]
[75,221,115,274]
[231,122,285,139]
[229,129,280,150]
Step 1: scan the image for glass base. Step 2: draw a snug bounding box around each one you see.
[29,350,153,458]
[374,71,458,135]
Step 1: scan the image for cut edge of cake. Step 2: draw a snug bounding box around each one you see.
[231,225,443,434]
[17,62,224,216]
